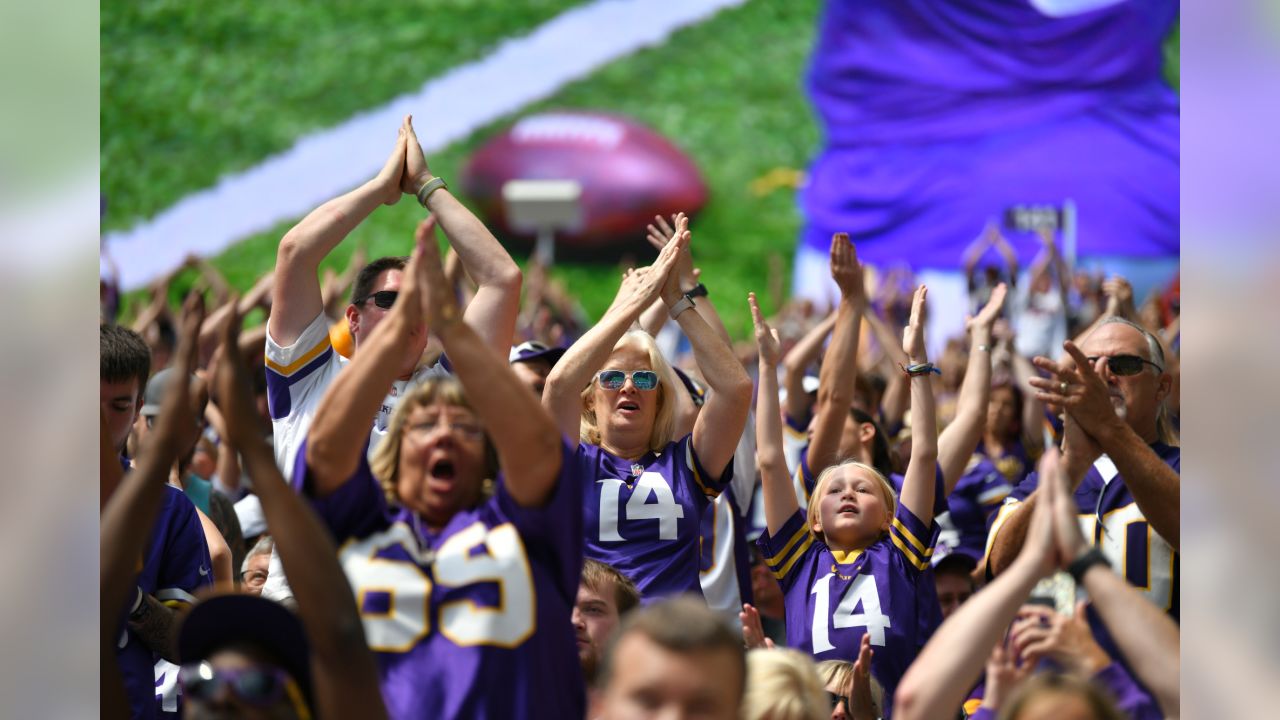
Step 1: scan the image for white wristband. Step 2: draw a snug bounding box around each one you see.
[668,295,695,320]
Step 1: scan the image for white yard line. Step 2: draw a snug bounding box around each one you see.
[106,0,748,290]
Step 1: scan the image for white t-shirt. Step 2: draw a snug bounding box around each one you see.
[264,312,448,479]
[1011,278,1067,360]
[698,412,758,625]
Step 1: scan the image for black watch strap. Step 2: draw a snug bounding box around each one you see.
[684,282,709,298]
[1067,547,1111,583]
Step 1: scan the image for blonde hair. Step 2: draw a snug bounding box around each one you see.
[999,672,1126,720]
[743,648,830,720]
[579,330,678,454]
[806,460,898,545]
[369,376,497,506]
[814,660,851,692]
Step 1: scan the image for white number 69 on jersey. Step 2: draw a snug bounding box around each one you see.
[340,522,535,652]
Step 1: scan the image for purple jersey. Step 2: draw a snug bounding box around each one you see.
[578,435,731,600]
[935,455,1011,560]
[758,470,945,718]
[295,439,585,720]
[116,484,213,720]
[976,438,1035,488]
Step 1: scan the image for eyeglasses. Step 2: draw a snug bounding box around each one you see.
[1085,354,1163,376]
[242,569,269,588]
[597,370,659,391]
[406,417,485,440]
[353,290,398,309]
[179,662,304,712]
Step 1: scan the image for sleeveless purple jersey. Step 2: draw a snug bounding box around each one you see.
[295,439,585,720]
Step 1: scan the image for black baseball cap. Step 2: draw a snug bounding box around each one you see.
[177,594,313,705]
[509,341,566,367]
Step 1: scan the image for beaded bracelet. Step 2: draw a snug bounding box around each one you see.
[900,362,941,377]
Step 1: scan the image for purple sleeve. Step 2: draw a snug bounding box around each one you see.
[1093,662,1164,720]
[967,708,996,720]
[494,438,585,600]
[155,486,214,604]
[1007,470,1040,503]
[890,474,942,575]
[757,509,815,593]
[291,438,389,543]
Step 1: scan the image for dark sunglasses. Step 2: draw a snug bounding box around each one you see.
[354,290,398,309]
[179,662,297,709]
[826,690,849,711]
[597,369,659,391]
[1085,354,1162,376]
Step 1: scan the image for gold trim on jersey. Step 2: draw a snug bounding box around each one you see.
[765,525,810,567]
[265,335,331,376]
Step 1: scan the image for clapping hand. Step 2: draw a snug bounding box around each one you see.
[748,292,781,367]
[830,233,866,305]
[903,285,928,364]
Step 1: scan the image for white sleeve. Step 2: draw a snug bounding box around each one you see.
[265,312,340,476]
[729,411,757,513]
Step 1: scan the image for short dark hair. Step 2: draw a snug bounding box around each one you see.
[599,596,746,699]
[101,324,151,396]
[350,256,409,306]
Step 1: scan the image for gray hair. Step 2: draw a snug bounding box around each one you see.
[1092,316,1178,446]
[1095,316,1165,371]
[241,535,274,575]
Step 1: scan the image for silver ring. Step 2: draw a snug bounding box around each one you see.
[1059,381,1069,393]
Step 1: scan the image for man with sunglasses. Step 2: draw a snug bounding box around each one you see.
[264,115,521,483]
[983,316,1179,663]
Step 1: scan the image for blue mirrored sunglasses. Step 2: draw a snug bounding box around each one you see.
[597,369,659,391]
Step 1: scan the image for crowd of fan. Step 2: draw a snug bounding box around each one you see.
[100,116,1181,720]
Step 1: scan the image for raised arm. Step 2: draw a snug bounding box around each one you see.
[102,295,204,652]
[542,234,687,448]
[894,450,1059,720]
[781,311,836,424]
[898,286,939,526]
[212,304,387,720]
[991,226,1020,281]
[402,117,521,357]
[862,303,910,430]
[807,234,865,475]
[962,226,993,287]
[303,218,437,495]
[937,284,1007,494]
[413,218,563,507]
[270,127,405,347]
[645,214,733,347]
[664,221,752,477]
[750,293,800,536]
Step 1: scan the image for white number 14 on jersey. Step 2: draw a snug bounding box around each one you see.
[811,573,891,652]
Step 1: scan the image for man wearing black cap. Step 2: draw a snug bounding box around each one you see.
[509,340,566,397]
[176,595,314,720]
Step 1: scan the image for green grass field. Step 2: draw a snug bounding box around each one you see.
[101,0,590,232]
[109,1,1179,337]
